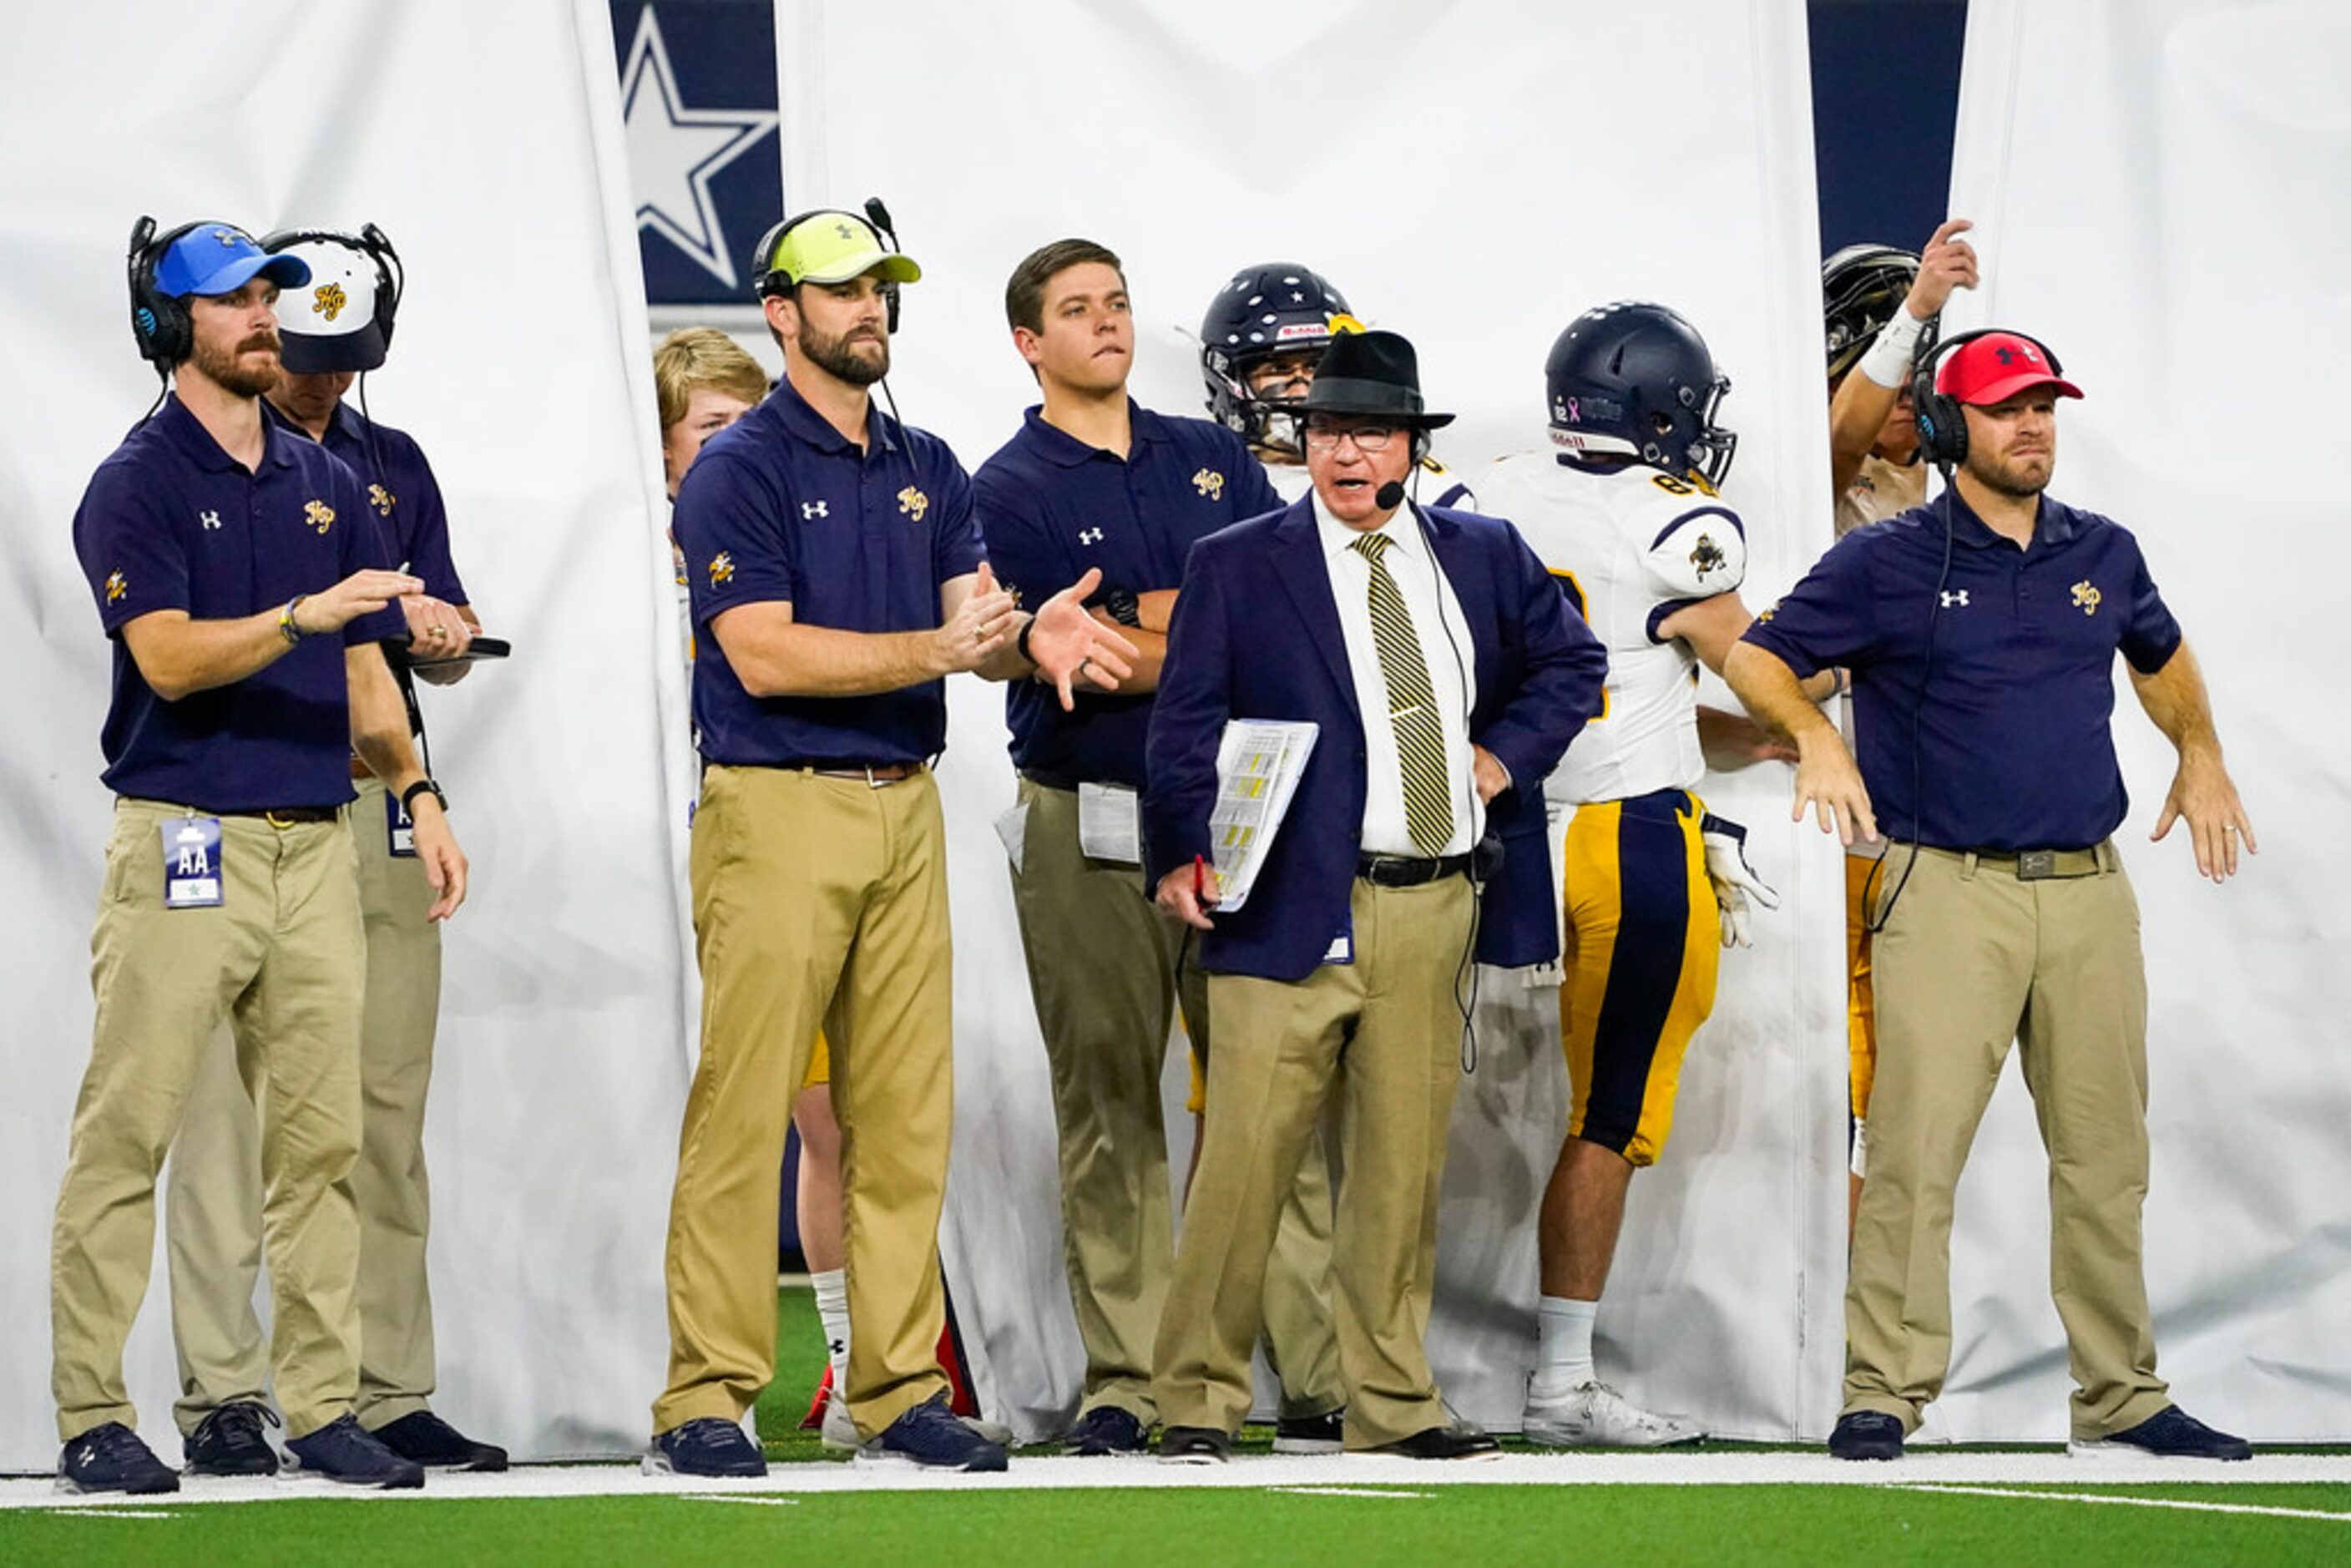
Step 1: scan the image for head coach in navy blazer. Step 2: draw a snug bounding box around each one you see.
[1140,330,1605,1463]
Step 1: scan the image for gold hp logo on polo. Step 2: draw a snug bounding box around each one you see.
[369,483,395,517]
[2071,580,2102,615]
[1690,534,1727,579]
[312,282,348,321]
[304,499,336,534]
[708,551,736,585]
[1193,468,1225,500]
[897,485,929,522]
[105,569,127,604]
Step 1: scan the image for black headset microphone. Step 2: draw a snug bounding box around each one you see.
[1375,479,1407,510]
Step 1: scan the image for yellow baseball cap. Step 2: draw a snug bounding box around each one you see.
[763,210,923,288]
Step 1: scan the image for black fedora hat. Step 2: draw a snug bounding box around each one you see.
[1297,329,1455,428]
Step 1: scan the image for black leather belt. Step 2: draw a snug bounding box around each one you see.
[216,805,341,826]
[1357,852,1472,888]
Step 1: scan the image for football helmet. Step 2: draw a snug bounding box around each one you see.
[1822,244,1920,381]
[1201,262,1353,452]
[1545,301,1737,488]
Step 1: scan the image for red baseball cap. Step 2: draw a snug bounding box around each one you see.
[1936,331,2083,406]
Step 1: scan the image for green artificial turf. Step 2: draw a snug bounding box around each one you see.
[4,1481,2346,1567]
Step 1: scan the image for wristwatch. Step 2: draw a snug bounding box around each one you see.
[1098,587,1142,628]
[401,778,447,816]
[278,595,308,645]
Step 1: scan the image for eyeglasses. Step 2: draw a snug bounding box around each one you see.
[1302,422,1399,453]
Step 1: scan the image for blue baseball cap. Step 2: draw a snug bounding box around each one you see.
[152,222,311,299]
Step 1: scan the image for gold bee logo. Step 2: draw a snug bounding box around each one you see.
[313,282,348,322]
[304,499,335,534]
[104,569,127,604]
[897,486,929,522]
[709,551,736,585]
[2071,580,2102,615]
[1193,468,1225,500]
[368,483,394,517]
[1690,534,1727,577]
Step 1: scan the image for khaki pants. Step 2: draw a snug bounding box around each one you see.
[655,765,953,1440]
[164,776,444,1432]
[1844,843,2171,1441]
[1010,781,1342,1424]
[53,798,366,1441]
[1155,876,1471,1449]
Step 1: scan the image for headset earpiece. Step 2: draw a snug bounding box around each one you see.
[1910,326,2065,472]
[127,215,200,369]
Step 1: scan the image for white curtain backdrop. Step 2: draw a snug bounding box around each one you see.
[776,0,1848,1442]
[1931,0,2351,1441]
[0,1,691,1469]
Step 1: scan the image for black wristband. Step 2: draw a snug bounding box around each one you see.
[1016,618,1037,666]
[401,778,447,817]
[1100,588,1141,628]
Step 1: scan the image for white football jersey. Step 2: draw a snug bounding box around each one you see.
[1478,452,1747,804]
[1837,450,1926,539]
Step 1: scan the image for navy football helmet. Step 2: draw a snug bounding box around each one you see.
[1545,301,1737,488]
[1201,263,1353,453]
[1822,244,1920,381]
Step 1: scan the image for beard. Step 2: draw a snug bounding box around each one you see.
[800,319,889,386]
[189,329,282,399]
[1964,444,2054,498]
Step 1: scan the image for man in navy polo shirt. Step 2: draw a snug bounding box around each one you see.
[974,238,1319,1458]
[55,220,468,1495]
[1725,329,2257,1463]
[162,225,505,1478]
[649,210,1131,1478]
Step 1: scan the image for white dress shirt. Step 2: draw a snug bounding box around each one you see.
[1312,491,1479,857]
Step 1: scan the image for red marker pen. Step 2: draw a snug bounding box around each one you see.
[1193,853,1208,900]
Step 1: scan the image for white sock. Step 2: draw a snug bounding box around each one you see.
[1536,1296,1599,1388]
[812,1268,851,1386]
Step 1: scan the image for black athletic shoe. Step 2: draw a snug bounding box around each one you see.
[372,1410,508,1472]
[1273,1408,1345,1455]
[863,1394,1009,1472]
[1828,1410,1906,1461]
[1366,1423,1501,1461]
[184,1402,281,1477]
[2073,1405,2252,1461]
[286,1414,426,1489]
[1156,1425,1232,1465]
[1064,1404,1148,1456]
[58,1423,179,1495]
[645,1417,767,1478]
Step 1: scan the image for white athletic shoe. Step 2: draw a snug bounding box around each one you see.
[821,1393,858,1453]
[1522,1378,1705,1448]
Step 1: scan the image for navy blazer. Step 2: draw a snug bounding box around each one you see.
[1145,497,1606,983]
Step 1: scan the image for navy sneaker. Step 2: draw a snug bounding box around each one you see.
[286,1414,425,1489]
[373,1410,508,1472]
[862,1394,1009,1472]
[1828,1410,1906,1461]
[58,1423,179,1495]
[2073,1405,2252,1461]
[645,1417,767,1478]
[1273,1408,1345,1455]
[1064,1404,1147,1457]
[1157,1425,1231,1465]
[184,1402,280,1477]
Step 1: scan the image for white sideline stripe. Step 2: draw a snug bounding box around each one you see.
[43,1508,180,1520]
[1267,1486,1430,1500]
[3,1451,2344,1510]
[1898,1483,2351,1524]
[686,1495,801,1507]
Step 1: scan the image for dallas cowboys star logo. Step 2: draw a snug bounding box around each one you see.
[620,6,779,289]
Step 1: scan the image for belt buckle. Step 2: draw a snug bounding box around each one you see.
[863,766,893,790]
[2016,849,2055,881]
[264,809,298,830]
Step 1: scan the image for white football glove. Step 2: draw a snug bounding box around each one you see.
[1699,812,1780,948]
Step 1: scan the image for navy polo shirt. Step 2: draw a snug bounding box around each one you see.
[271,399,470,605]
[1742,489,2181,851]
[72,395,407,811]
[974,402,1281,787]
[675,377,984,766]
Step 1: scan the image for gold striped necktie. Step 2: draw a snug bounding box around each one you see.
[1350,532,1454,855]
